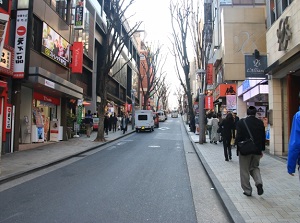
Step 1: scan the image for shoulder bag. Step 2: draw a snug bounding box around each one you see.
[237,119,259,155]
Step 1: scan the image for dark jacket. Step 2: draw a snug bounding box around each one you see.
[235,116,265,155]
[219,118,234,139]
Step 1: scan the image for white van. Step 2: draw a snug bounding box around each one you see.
[157,110,166,122]
[135,110,155,132]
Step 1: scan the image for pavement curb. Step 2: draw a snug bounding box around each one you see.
[182,121,245,223]
[0,131,135,184]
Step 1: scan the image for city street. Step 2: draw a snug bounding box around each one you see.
[0,117,230,223]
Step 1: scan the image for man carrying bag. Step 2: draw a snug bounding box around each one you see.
[235,106,266,196]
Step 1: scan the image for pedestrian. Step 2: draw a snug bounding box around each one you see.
[109,114,113,131]
[287,107,300,182]
[235,106,265,196]
[84,110,93,137]
[112,113,118,132]
[232,112,240,146]
[219,112,235,161]
[121,114,129,134]
[217,113,223,142]
[207,113,213,142]
[211,113,219,144]
[104,113,109,135]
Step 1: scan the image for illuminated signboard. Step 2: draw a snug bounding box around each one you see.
[41,22,70,67]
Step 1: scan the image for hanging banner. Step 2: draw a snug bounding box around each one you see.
[74,0,85,29]
[71,42,83,73]
[13,10,28,79]
[226,95,237,111]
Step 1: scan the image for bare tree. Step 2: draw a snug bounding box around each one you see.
[155,79,169,111]
[175,85,184,113]
[138,43,166,110]
[169,0,195,131]
[95,0,142,142]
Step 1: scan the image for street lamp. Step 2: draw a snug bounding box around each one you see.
[196,69,206,144]
[131,89,136,130]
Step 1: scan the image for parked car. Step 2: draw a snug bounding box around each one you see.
[157,110,166,122]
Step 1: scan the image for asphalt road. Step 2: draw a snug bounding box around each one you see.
[0,116,230,223]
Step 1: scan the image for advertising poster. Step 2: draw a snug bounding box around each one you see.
[226,95,237,111]
[42,22,70,67]
[50,120,59,142]
[37,127,44,142]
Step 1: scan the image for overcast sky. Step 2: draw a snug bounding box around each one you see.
[129,0,181,109]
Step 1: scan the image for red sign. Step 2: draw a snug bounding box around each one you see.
[71,42,83,74]
[33,92,60,105]
[215,84,237,99]
[206,63,213,85]
[205,96,213,109]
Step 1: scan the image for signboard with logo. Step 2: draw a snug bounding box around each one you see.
[71,42,83,73]
[33,92,60,105]
[214,84,237,100]
[0,12,9,64]
[13,10,28,79]
[245,55,267,78]
[41,22,70,68]
[0,44,13,76]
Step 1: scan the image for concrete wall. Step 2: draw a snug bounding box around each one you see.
[222,7,266,81]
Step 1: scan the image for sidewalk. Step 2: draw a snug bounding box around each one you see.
[184,123,300,223]
[0,126,135,183]
[1,121,300,222]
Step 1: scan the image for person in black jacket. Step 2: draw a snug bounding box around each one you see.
[219,112,235,161]
[235,106,265,197]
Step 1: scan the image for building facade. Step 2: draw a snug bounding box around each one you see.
[265,0,300,156]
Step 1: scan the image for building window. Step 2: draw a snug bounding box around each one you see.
[44,0,68,22]
[267,0,293,28]
[32,16,43,52]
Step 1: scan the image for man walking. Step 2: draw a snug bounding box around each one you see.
[235,106,265,196]
[287,107,300,182]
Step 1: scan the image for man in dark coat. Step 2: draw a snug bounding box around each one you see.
[235,106,265,197]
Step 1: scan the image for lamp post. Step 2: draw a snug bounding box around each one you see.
[196,69,206,144]
[131,89,136,130]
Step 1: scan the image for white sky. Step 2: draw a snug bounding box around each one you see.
[128,0,182,110]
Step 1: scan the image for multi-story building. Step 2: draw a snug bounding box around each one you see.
[264,0,300,156]
[1,0,139,155]
[209,0,267,118]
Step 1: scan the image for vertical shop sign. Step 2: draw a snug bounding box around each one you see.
[205,96,213,109]
[5,105,11,131]
[13,10,28,79]
[206,63,213,85]
[71,42,83,73]
[74,0,84,29]
[0,45,14,76]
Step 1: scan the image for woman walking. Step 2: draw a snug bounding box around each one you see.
[211,114,219,144]
[219,112,235,161]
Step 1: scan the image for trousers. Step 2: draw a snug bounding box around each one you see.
[239,154,263,195]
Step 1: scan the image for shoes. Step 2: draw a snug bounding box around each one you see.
[229,157,232,160]
[214,141,217,144]
[210,141,213,143]
[256,184,264,195]
[243,192,252,197]
[225,158,229,161]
